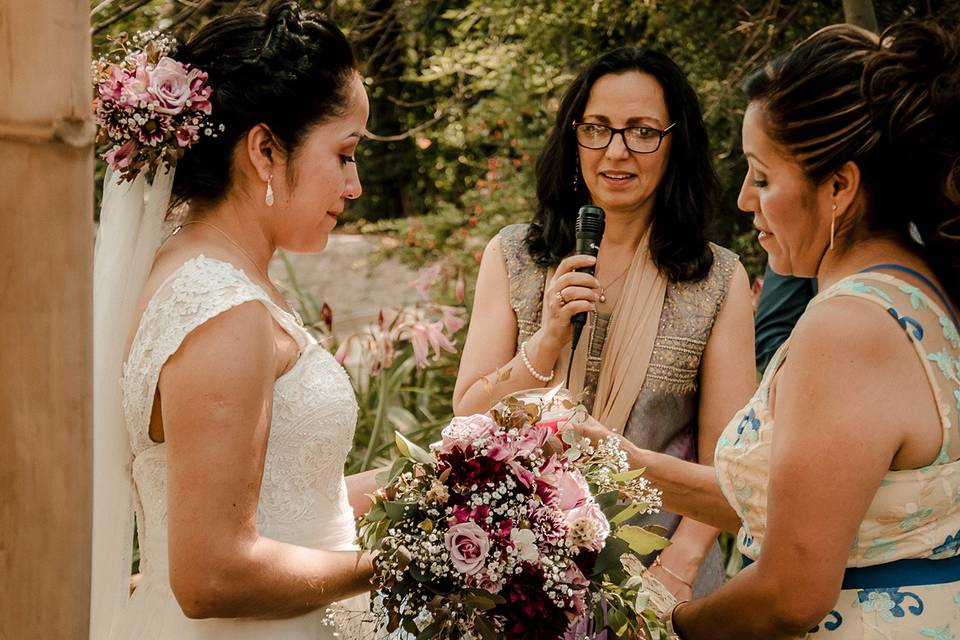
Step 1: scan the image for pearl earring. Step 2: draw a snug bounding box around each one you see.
[265,175,274,207]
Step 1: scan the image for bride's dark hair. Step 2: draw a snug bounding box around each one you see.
[170,0,357,208]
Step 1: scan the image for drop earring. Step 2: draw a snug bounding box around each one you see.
[265,175,275,207]
[829,202,837,251]
[572,157,580,192]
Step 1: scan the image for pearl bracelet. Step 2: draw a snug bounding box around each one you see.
[519,340,554,383]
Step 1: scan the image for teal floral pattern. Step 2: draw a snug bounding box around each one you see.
[715,272,960,638]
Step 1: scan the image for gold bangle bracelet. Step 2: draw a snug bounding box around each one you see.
[654,554,694,590]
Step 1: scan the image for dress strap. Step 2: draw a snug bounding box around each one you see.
[861,263,959,331]
[818,272,958,465]
[497,224,547,349]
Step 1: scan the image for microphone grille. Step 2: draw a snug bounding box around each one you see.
[576,205,605,235]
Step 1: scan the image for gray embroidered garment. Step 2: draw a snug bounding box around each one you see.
[499,223,738,596]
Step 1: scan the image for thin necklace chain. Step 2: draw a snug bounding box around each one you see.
[175,220,272,284]
[171,220,304,326]
[597,262,630,303]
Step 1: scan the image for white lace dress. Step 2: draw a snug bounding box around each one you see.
[111,255,369,639]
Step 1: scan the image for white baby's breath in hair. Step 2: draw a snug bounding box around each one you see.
[92,30,219,183]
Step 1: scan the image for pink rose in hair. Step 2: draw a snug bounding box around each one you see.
[187,68,213,114]
[120,64,151,108]
[444,522,490,575]
[104,140,137,171]
[174,123,198,147]
[99,65,130,103]
[149,57,192,115]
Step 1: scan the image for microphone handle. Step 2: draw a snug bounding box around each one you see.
[570,262,596,351]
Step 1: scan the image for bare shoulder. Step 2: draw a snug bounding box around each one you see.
[476,233,509,287]
[788,294,903,368]
[161,298,277,395]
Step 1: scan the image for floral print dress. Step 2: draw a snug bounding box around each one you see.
[716,270,960,638]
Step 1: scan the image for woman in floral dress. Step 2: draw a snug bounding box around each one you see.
[578,21,960,638]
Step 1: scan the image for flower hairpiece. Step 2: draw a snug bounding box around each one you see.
[93,30,222,183]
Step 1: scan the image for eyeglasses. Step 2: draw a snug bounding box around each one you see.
[572,121,676,154]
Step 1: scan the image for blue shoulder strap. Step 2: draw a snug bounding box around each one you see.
[860,263,960,331]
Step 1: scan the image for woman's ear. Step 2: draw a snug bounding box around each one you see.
[832,160,861,219]
[245,124,283,182]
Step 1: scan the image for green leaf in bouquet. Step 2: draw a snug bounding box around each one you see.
[396,431,437,465]
[360,519,389,550]
[607,503,646,527]
[633,589,650,613]
[463,589,504,611]
[417,619,444,639]
[641,609,667,640]
[606,605,631,636]
[594,490,621,510]
[409,562,430,582]
[364,501,387,522]
[379,456,412,486]
[646,524,670,538]
[473,614,498,640]
[384,500,418,521]
[592,535,631,576]
[615,525,671,555]
[402,617,420,636]
[610,468,647,483]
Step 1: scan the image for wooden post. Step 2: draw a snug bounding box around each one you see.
[0,1,94,638]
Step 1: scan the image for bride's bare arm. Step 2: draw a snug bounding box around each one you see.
[345,468,382,517]
[159,301,373,620]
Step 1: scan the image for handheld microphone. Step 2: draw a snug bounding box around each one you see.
[570,205,605,354]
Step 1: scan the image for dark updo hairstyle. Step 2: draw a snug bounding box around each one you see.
[170,0,357,209]
[743,21,960,305]
[527,47,718,282]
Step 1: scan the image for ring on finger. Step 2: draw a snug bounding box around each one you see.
[557,290,568,306]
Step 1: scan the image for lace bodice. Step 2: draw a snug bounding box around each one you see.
[120,255,360,580]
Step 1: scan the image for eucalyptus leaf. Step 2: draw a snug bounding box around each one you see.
[608,503,645,527]
[473,615,498,640]
[610,467,647,483]
[592,535,631,576]
[396,431,437,465]
[384,500,417,521]
[616,525,671,555]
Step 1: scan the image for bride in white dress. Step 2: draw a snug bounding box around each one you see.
[91,3,380,638]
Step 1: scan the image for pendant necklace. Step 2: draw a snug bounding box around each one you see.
[598,264,630,304]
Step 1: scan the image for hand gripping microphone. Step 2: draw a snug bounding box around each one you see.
[570,204,605,356]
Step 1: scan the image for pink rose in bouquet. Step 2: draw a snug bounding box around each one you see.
[359,387,671,639]
[445,522,491,575]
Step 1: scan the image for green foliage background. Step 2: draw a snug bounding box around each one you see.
[93,0,959,283]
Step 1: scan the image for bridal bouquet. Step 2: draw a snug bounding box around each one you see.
[358,388,676,639]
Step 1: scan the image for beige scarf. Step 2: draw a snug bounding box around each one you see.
[547,229,667,433]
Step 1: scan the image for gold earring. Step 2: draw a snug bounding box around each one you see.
[265,175,274,207]
[829,202,837,251]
